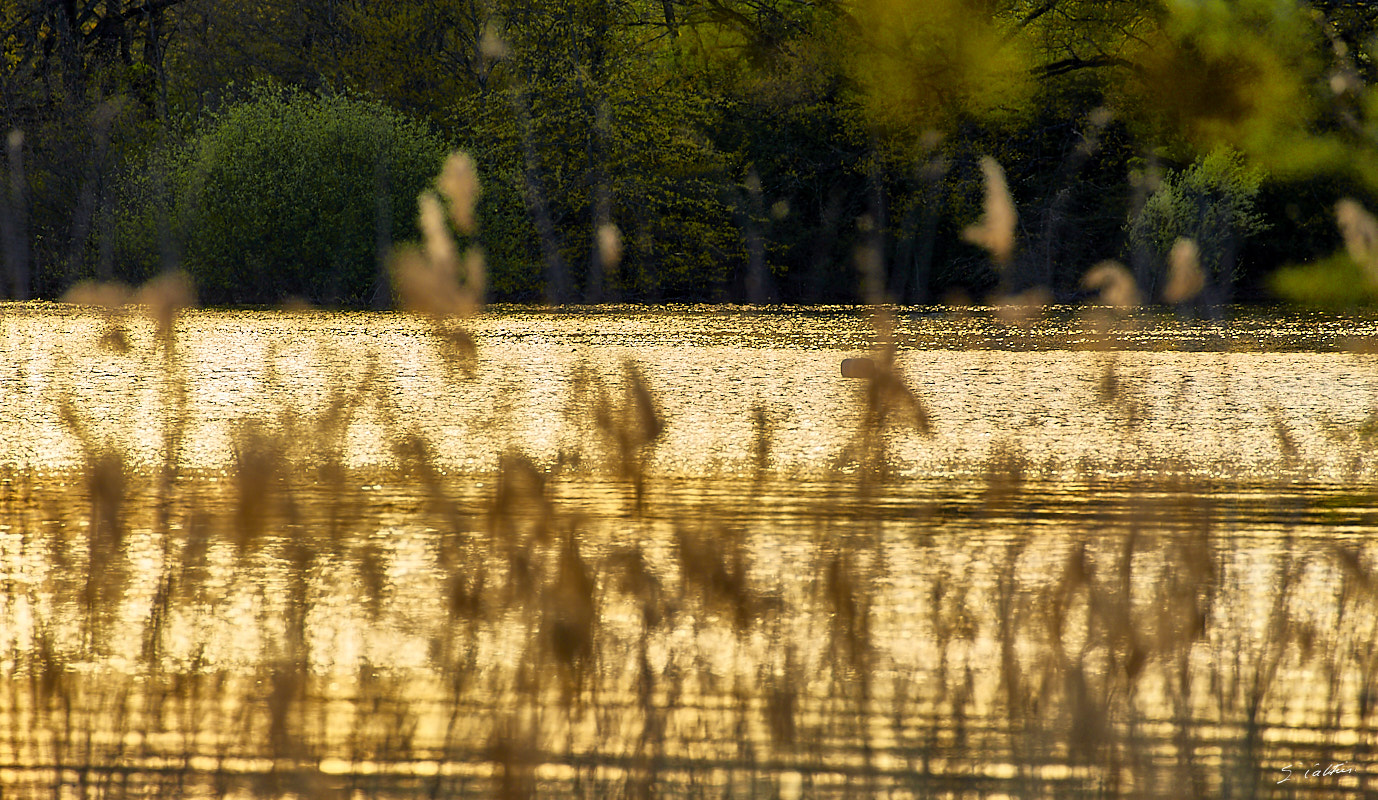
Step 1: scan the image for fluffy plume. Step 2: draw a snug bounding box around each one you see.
[1336,198,1378,285]
[1082,261,1140,308]
[61,281,130,308]
[133,270,196,334]
[419,190,459,271]
[597,223,623,272]
[479,26,510,60]
[962,157,1018,268]
[1163,239,1205,303]
[394,157,489,318]
[437,152,481,235]
[393,246,476,317]
[395,151,488,317]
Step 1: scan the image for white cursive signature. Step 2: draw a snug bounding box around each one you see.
[1278,763,1356,784]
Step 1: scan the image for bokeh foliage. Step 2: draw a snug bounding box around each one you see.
[846,0,1036,141]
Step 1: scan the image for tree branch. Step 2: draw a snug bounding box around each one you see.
[1036,54,1132,78]
[1019,0,1062,28]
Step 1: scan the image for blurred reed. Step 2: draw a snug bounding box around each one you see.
[1,151,1375,800]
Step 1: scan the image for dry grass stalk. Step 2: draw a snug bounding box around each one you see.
[751,402,772,477]
[393,150,487,387]
[59,271,197,355]
[763,649,799,749]
[60,280,130,309]
[542,527,598,694]
[675,524,756,632]
[824,551,871,680]
[14,141,1378,800]
[982,439,1027,506]
[870,366,931,436]
[487,720,537,800]
[231,420,284,550]
[491,450,553,544]
[60,281,134,352]
[57,398,125,547]
[55,398,131,631]
[567,359,665,505]
[837,341,933,482]
[392,246,460,316]
[1269,403,1300,464]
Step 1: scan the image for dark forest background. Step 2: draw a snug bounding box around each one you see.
[1,0,1377,307]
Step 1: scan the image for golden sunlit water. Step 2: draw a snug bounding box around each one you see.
[1,302,1376,799]
[7,304,1378,479]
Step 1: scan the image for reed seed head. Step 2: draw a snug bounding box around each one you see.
[134,270,196,336]
[1163,239,1205,303]
[438,151,481,235]
[962,156,1017,268]
[1082,261,1140,308]
[60,280,130,308]
[479,26,510,60]
[419,190,459,269]
[392,246,465,317]
[396,161,486,317]
[1336,198,1378,285]
[597,223,623,271]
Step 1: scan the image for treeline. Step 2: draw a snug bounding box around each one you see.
[1,0,1377,306]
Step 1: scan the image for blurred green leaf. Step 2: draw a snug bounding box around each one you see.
[1269,252,1378,307]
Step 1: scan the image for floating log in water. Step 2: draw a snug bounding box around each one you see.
[841,357,876,379]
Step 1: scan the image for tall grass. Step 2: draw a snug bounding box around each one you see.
[0,155,1376,800]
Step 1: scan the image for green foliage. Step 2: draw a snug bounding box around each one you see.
[609,83,739,299]
[1127,150,1267,297]
[0,0,179,297]
[453,0,741,302]
[449,93,540,299]
[8,0,1378,305]
[122,86,446,306]
[1269,253,1378,307]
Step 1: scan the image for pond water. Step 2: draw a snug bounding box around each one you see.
[6,303,1378,480]
[0,302,1376,799]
